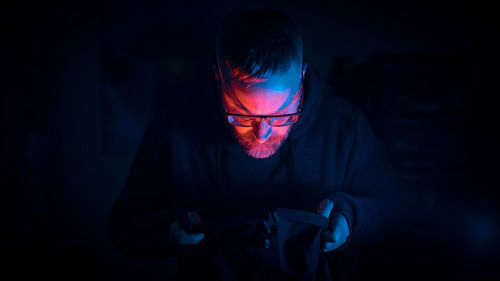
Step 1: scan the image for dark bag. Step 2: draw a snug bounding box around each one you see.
[175,208,331,281]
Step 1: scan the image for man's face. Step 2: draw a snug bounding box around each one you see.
[215,59,307,159]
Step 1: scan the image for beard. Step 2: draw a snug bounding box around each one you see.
[231,127,292,159]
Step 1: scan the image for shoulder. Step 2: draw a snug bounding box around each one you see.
[145,103,224,147]
[318,93,360,130]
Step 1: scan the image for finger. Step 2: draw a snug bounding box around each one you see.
[329,215,349,241]
[271,211,280,223]
[265,237,271,249]
[263,214,272,234]
[179,230,206,245]
[186,211,203,225]
[316,199,334,219]
[323,229,345,245]
[330,215,341,231]
[322,229,341,243]
[169,221,187,245]
[321,241,341,253]
[264,211,280,234]
[169,221,182,240]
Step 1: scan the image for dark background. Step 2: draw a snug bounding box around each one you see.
[2,0,499,280]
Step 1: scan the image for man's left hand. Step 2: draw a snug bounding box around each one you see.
[316,199,350,253]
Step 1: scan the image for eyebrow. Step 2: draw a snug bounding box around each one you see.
[228,85,301,116]
[223,88,252,115]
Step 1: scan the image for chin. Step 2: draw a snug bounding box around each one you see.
[231,126,292,159]
[239,135,288,159]
[245,144,280,159]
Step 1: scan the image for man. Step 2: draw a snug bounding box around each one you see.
[108,9,407,281]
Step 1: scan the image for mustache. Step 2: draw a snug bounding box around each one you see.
[238,130,291,159]
[238,131,284,150]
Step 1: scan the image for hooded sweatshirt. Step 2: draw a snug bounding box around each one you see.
[107,66,410,281]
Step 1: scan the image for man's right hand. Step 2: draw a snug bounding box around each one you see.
[168,211,206,246]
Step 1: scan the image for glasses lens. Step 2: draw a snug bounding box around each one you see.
[268,115,300,126]
[227,115,256,126]
[227,114,300,127]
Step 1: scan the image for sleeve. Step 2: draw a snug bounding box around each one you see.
[106,119,187,261]
[327,110,415,251]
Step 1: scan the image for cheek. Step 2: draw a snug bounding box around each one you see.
[233,126,250,135]
[233,126,288,136]
[231,125,291,142]
[272,126,290,136]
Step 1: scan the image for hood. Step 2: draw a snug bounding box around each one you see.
[288,66,325,140]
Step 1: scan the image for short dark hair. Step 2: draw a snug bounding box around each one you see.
[215,9,303,81]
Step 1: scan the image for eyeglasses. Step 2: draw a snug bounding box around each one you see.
[225,111,302,127]
[224,77,304,127]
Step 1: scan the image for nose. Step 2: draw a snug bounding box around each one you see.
[252,119,272,143]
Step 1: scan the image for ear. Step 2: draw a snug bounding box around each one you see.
[301,62,308,78]
[212,63,222,94]
[212,63,220,81]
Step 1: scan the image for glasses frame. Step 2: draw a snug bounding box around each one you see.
[223,76,304,127]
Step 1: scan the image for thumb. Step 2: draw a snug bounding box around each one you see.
[189,232,206,244]
[186,211,203,225]
[316,199,334,219]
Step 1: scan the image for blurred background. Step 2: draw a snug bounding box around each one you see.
[2,0,499,280]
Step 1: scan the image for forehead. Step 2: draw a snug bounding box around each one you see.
[220,62,302,115]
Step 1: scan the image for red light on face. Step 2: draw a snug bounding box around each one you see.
[231,124,292,159]
[218,59,304,158]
